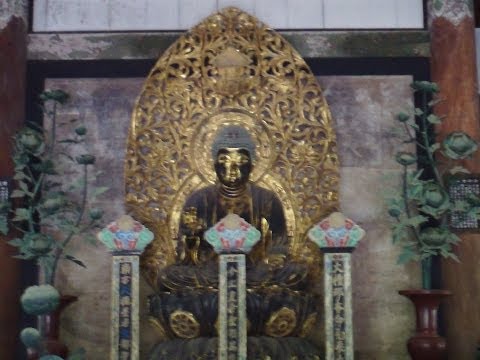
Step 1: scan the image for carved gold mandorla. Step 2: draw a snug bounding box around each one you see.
[125,7,339,286]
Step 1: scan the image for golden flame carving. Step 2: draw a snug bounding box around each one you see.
[125,7,339,285]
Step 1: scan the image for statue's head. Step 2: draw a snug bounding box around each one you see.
[211,125,255,187]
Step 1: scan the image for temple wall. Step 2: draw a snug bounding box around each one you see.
[32,0,423,31]
[47,74,420,359]
[323,76,421,358]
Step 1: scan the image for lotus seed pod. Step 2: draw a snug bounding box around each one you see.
[20,285,60,315]
[20,327,42,349]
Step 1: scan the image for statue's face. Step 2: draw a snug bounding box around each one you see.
[214,148,252,187]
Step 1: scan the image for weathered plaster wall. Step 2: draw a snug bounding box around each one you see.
[0,0,28,29]
[32,0,423,32]
[47,75,419,359]
[322,76,421,358]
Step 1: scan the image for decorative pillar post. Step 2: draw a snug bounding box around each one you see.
[428,1,480,357]
[204,213,260,360]
[308,212,365,360]
[218,254,247,360]
[97,215,154,360]
[0,2,28,358]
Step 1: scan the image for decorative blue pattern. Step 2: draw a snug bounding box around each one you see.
[118,262,133,359]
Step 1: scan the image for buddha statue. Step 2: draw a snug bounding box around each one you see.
[123,8,340,359]
[148,126,323,359]
[175,126,285,261]
[156,126,311,288]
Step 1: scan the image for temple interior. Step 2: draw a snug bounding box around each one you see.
[2,1,480,359]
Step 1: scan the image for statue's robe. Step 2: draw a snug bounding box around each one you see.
[157,183,305,290]
[180,183,287,259]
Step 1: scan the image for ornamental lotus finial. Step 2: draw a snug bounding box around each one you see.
[97,215,154,252]
[204,213,261,254]
[308,212,365,248]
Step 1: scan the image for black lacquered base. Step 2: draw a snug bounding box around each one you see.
[148,336,324,360]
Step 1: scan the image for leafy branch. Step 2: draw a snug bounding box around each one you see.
[387,81,480,289]
[0,90,106,286]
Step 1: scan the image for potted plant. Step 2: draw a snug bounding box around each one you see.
[0,90,106,359]
[387,81,480,359]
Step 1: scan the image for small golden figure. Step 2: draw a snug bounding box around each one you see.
[181,207,205,264]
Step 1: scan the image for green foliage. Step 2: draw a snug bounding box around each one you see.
[442,131,478,160]
[74,126,87,136]
[75,154,96,165]
[395,152,417,166]
[0,90,107,285]
[39,89,69,104]
[387,81,480,287]
[420,182,450,218]
[411,81,439,93]
[396,112,410,123]
[21,327,86,359]
[0,201,9,235]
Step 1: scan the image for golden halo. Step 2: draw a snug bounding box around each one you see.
[191,110,274,184]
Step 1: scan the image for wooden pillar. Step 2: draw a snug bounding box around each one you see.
[0,2,28,358]
[428,1,480,358]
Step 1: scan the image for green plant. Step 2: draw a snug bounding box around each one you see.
[387,81,480,289]
[0,90,104,358]
[0,90,106,285]
[20,327,42,349]
[22,335,85,360]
